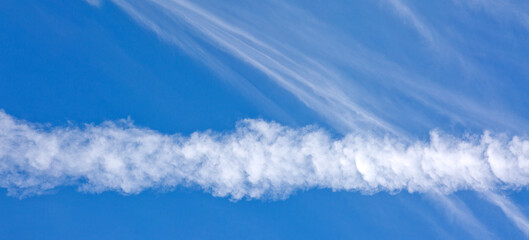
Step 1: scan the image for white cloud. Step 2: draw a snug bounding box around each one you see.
[12,0,529,235]
[1,110,529,200]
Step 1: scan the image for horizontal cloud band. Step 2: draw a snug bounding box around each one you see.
[0,111,528,199]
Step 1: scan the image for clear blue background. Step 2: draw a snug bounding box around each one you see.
[1,1,529,239]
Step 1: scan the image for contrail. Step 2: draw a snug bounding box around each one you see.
[1,111,528,200]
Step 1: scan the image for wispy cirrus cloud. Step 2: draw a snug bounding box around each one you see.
[429,193,496,240]
[482,191,529,236]
[385,0,435,43]
[111,0,399,135]
[85,0,103,7]
[103,0,529,136]
[455,0,529,31]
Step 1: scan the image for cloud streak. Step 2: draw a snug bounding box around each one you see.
[482,191,529,236]
[430,193,496,239]
[385,0,435,43]
[2,111,529,200]
[103,0,529,137]
[456,0,529,31]
[110,0,399,135]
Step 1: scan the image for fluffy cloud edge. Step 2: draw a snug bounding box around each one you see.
[1,110,528,200]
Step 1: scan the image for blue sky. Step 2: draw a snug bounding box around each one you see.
[1,0,529,239]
